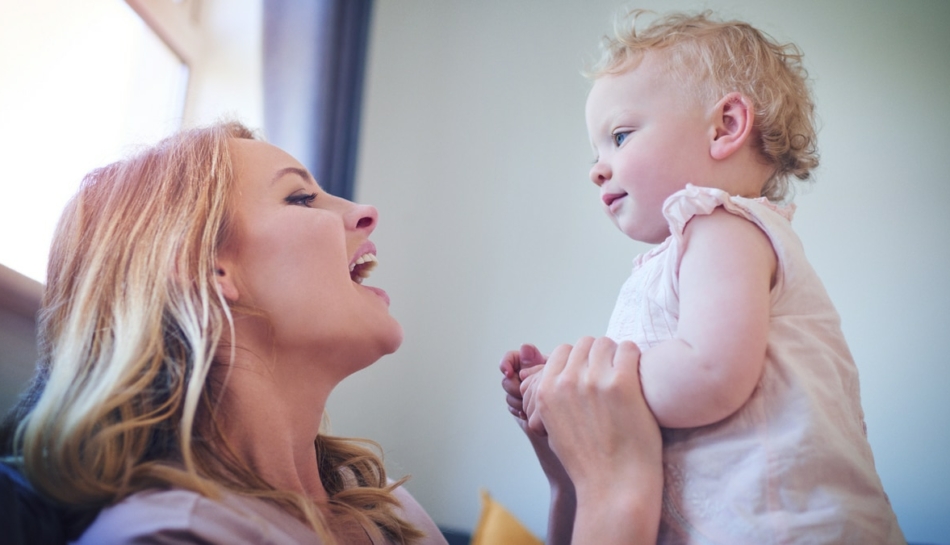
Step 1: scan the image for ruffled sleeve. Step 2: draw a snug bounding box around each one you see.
[662,184,795,246]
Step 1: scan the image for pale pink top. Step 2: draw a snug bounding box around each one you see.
[606,185,904,544]
[73,486,447,545]
[73,489,326,544]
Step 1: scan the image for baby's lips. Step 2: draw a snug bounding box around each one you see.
[602,192,626,207]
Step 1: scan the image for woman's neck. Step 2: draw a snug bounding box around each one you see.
[213,351,335,503]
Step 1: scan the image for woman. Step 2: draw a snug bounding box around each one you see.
[2,122,660,544]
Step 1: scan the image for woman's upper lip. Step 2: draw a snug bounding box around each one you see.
[350,241,377,267]
[602,192,627,206]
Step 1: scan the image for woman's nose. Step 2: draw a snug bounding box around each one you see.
[590,161,610,187]
[345,202,378,233]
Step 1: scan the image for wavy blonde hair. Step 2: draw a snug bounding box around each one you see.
[8,121,423,544]
[590,10,819,201]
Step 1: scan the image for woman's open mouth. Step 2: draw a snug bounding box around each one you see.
[349,252,377,284]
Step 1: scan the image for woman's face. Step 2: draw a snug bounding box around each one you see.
[218,138,402,373]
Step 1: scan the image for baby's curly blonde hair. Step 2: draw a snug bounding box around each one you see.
[590,10,818,201]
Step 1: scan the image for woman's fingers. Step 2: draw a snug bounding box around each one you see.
[588,336,618,372]
[541,342,579,382]
[501,349,527,419]
[612,340,642,384]
[535,337,657,481]
[500,349,520,378]
[506,393,524,417]
[566,336,596,371]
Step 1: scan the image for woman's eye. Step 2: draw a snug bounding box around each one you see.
[286,192,317,207]
[613,131,630,146]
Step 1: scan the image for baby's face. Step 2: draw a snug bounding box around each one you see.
[585,53,714,244]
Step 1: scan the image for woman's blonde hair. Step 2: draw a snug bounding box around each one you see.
[8,121,423,544]
[590,10,819,201]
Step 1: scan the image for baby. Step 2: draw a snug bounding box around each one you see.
[504,10,904,544]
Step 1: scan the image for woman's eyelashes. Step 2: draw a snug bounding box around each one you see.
[285,192,317,207]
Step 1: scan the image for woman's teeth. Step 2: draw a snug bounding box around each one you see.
[349,253,378,283]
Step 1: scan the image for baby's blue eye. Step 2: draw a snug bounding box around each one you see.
[613,132,629,146]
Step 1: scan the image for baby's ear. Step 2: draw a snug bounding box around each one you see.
[710,92,755,160]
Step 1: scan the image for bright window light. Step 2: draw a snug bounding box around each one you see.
[0,0,188,283]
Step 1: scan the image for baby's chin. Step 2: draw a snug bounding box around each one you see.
[616,221,668,244]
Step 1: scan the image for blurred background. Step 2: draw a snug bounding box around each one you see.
[1,1,947,543]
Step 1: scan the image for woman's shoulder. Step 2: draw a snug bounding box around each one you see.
[390,485,449,545]
[74,488,323,545]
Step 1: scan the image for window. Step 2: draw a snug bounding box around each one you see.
[0,0,188,283]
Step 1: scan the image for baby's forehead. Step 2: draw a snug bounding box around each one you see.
[607,54,711,105]
[592,54,688,94]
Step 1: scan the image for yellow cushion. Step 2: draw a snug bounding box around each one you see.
[470,489,543,545]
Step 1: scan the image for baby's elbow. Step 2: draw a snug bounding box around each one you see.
[708,383,755,424]
[652,367,759,429]
[654,395,743,429]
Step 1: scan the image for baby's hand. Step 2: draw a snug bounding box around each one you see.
[520,366,546,435]
[500,344,547,420]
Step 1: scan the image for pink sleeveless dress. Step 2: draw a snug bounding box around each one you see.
[606,185,904,544]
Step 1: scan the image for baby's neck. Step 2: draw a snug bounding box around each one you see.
[704,146,774,199]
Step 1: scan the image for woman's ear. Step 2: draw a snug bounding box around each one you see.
[214,261,240,302]
[710,92,755,161]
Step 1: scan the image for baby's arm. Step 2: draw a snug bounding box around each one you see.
[641,208,776,428]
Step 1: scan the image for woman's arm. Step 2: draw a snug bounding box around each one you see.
[522,418,576,545]
[640,209,776,428]
[537,337,662,545]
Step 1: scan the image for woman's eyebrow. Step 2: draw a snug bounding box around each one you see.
[270,166,315,186]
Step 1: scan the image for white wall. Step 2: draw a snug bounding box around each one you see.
[328,1,950,543]
[185,0,263,129]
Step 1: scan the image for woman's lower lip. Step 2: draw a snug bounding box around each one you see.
[362,284,390,306]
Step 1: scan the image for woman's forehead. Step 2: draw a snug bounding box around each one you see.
[229,138,312,187]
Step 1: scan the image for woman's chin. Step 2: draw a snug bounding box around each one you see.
[379,320,404,356]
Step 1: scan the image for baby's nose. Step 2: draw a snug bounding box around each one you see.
[589,161,610,186]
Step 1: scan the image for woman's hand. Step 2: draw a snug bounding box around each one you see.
[536,336,662,545]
